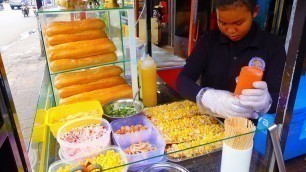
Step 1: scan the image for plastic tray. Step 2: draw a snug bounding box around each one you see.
[47,101,103,137]
[57,117,111,161]
[32,109,47,142]
[112,117,166,169]
[110,115,154,145]
[48,146,128,172]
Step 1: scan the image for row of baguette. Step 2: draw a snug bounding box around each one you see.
[41,18,132,104]
[56,65,132,105]
[43,18,118,72]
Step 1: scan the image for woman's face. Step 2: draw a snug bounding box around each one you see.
[216,5,258,41]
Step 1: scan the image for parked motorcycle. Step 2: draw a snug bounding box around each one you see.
[21,3,30,17]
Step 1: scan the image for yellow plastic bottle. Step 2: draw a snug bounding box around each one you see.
[141,55,157,107]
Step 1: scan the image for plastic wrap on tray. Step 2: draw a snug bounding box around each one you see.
[111,115,166,169]
[143,100,225,162]
[110,115,154,144]
[143,100,224,144]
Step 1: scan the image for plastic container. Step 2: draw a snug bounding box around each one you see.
[123,38,146,59]
[48,146,129,172]
[110,115,154,145]
[221,142,253,172]
[47,101,103,137]
[141,55,157,107]
[32,109,47,142]
[113,120,166,169]
[234,66,263,95]
[57,117,111,161]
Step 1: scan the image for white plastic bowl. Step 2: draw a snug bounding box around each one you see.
[56,117,111,161]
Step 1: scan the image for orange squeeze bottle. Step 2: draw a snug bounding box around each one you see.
[234,66,263,95]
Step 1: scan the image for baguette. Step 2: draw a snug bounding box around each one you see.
[48,30,107,46]
[46,18,106,36]
[50,53,117,72]
[54,66,123,89]
[59,84,133,105]
[58,76,126,98]
[48,38,117,61]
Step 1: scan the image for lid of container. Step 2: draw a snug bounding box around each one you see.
[140,162,189,172]
[142,55,155,67]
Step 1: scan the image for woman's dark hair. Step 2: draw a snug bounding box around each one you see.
[215,0,257,12]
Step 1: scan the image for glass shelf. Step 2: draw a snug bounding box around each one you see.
[50,61,132,106]
[47,56,130,75]
[38,5,133,14]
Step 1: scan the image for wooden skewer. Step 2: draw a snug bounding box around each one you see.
[224,117,256,150]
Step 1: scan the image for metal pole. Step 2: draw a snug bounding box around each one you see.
[187,0,198,56]
[275,0,285,35]
[268,124,286,172]
[146,0,152,56]
[35,0,44,57]
[271,0,280,34]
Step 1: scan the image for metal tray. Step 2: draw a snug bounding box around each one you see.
[165,144,223,162]
[165,117,224,162]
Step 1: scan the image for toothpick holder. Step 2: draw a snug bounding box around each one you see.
[221,141,253,172]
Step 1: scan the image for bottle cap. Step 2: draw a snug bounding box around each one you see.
[142,55,155,67]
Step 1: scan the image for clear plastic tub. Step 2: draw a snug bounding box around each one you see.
[48,146,129,172]
[110,115,154,145]
[112,116,166,169]
[57,117,111,161]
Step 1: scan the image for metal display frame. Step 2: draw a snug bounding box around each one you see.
[274,0,306,164]
[0,54,31,171]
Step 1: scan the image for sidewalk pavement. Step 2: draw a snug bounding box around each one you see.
[1,29,46,144]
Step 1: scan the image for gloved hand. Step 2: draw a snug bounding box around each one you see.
[196,88,256,119]
[239,81,272,115]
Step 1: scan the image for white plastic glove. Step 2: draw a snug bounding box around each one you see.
[239,81,272,115]
[196,88,257,119]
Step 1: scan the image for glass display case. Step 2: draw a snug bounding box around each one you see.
[28,70,278,171]
[27,3,285,172]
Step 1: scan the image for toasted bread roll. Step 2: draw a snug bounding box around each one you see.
[54,66,123,89]
[58,76,126,98]
[48,38,117,61]
[46,18,106,36]
[48,30,107,46]
[50,53,117,72]
[59,84,133,105]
